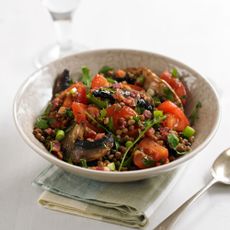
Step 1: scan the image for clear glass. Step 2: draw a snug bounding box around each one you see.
[35,0,86,68]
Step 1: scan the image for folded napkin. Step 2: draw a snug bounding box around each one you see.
[33,165,183,228]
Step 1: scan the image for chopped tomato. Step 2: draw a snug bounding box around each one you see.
[138,138,169,161]
[158,100,189,131]
[72,102,87,123]
[160,70,187,105]
[74,82,88,104]
[162,113,179,130]
[107,104,137,129]
[87,105,100,117]
[133,138,169,169]
[106,104,137,118]
[106,104,120,117]
[61,82,87,104]
[63,94,73,108]
[116,106,137,119]
[133,150,151,169]
[91,74,110,89]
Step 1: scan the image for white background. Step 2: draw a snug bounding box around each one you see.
[1,0,230,229]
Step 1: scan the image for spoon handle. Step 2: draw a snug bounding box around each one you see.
[154,178,217,230]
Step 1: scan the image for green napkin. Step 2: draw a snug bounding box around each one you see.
[33,165,182,228]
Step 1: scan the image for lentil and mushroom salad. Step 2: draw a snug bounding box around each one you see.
[33,66,198,171]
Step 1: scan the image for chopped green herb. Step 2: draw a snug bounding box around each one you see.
[114,138,120,151]
[87,93,108,109]
[80,159,88,168]
[35,118,49,129]
[171,68,178,78]
[167,134,179,149]
[144,119,153,127]
[181,95,187,100]
[55,129,65,141]
[142,157,154,167]
[68,78,74,85]
[136,105,145,114]
[100,87,115,93]
[164,87,174,101]
[108,117,114,131]
[182,126,195,138]
[106,78,116,84]
[44,102,52,115]
[189,101,202,126]
[49,141,53,152]
[152,115,166,126]
[167,134,188,155]
[98,66,114,74]
[65,108,73,118]
[81,66,91,87]
[133,115,140,123]
[122,155,133,167]
[47,117,56,125]
[136,76,145,85]
[152,96,161,106]
[98,108,107,121]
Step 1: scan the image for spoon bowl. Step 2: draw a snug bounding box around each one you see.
[211,148,230,184]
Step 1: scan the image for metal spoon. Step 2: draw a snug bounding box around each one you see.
[154,148,230,230]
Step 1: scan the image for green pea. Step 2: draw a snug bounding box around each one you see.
[182,126,195,138]
[55,129,65,141]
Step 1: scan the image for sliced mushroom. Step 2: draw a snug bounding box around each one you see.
[124,67,183,109]
[52,69,71,98]
[62,123,114,164]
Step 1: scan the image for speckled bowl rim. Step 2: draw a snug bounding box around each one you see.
[13,48,221,180]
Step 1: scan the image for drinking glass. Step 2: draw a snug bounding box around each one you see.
[35,0,86,68]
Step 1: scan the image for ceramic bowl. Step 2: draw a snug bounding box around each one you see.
[13,49,220,182]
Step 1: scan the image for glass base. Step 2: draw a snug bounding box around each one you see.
[35,43,88,68]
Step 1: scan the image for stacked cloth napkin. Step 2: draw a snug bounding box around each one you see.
[33,165,182,228]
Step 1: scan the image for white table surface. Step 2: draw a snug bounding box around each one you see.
[1,0,230,229]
